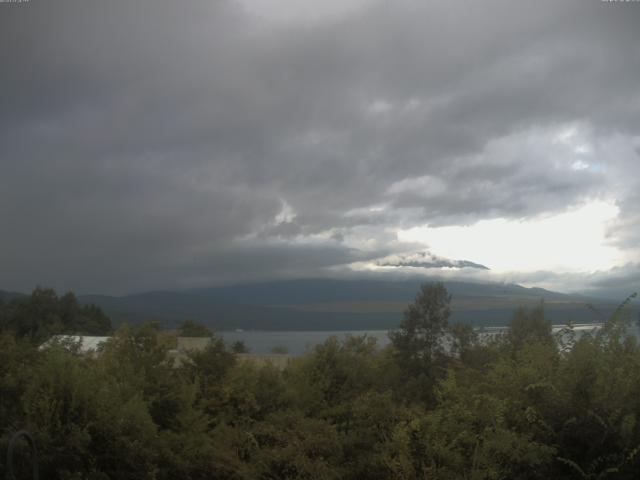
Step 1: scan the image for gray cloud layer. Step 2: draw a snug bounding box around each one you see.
[1,0,639,294]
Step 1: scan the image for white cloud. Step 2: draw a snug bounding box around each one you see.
[274,198,296,224]
[571,160,589,170]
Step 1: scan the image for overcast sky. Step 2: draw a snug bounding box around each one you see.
[1,0,639,297]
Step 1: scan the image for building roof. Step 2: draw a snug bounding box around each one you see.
[39,335,111,354]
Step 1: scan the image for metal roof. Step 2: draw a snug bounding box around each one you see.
[39,335,111,354]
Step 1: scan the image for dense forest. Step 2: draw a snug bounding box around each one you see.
[1,284,640,479]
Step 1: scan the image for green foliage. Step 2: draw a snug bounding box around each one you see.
[271,345,290,354]
[182,336,236,388]
[19,346,159,479]
[179,320,213,338]
[389,282,452,404]
[507,303,554,350]
[390,282,452,368]
[1,287,639,479]
[0,287,111,343]
[231,340,249,353]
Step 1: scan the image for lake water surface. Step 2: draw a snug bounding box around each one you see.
[220,330,391,355]
[219,323,612,355]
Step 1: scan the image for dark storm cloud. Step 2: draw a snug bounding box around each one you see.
[1,0,639,293]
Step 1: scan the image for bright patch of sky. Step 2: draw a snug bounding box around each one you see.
[397,200,622,273]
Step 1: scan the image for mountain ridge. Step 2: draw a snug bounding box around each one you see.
[77,278,617,330]
[1,278,628,331]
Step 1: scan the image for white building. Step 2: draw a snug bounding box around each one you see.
[39,335,111,356]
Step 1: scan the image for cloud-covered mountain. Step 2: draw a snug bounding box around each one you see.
[376,252,490,270]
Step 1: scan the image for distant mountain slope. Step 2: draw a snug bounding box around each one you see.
[76,279,630,331]
[0,289,25,303]
[189,278,574,304]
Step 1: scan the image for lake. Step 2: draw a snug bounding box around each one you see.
[219,323,611,355]
[219,330,392,355]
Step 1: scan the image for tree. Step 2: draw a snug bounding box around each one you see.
[179,320,212,338]
[270,345,289,354]
[181,336,236,416]
[0,288,111,343]
[21,344,159,479]
[507,303,553,350]
[231,340,249,353]
[389,282,452,403]
[390,282,451,370]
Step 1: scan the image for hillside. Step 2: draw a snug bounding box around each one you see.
[74,279,627,331]
[0,289,25,303]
